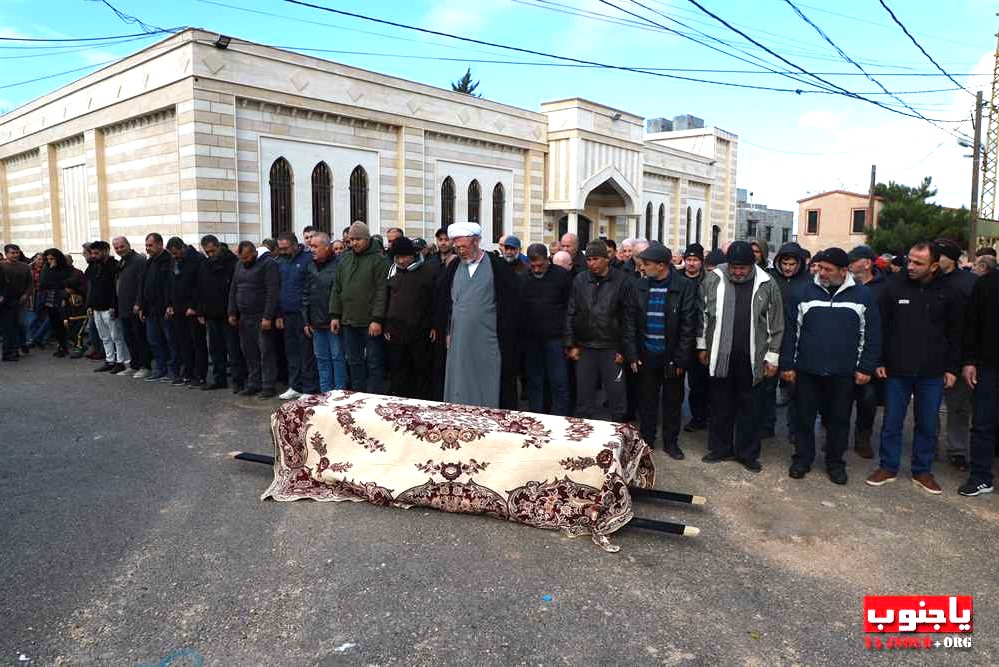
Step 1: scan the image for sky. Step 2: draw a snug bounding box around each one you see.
[0,0,996,222]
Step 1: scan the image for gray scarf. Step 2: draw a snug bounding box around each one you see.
[713,263,755,378]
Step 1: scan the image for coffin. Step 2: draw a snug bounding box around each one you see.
[263,391,657,550]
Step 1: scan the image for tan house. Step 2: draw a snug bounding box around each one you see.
[796,190,883,254]
[0,29,738,255]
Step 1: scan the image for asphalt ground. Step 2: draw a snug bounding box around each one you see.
[1,351,997,665]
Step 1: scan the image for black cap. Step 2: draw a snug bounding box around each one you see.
[726,240,755,266]
[388,237,417,257]
[848,245,877,262]
[638,244,672,264]
[705,249,725,267]
[934,238,962,262]
[584,239,609,259]
[683,243,704,260]
[817,247,850,268]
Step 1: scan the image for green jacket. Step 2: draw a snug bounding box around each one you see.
[329,238,388,327]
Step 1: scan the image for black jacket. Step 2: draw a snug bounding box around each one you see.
[963,269,999,369]
[139,251,172,317]
[167,246,205,314]
[879,271,964,377]
[385,259,438,343]
[228,254,280,319]
[633,268,698,368]
[84,258,119,311]
[115,250,145,316]
[303,255,338,327]
[860,267,890,304]
[0,260,32,302]
[519,264,572,340]
[566,267,638,362]
[195,248,238,320]
[941,267,977,300]
[767,242,809,301]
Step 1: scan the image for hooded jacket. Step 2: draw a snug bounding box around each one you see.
[752,238,770,269]
[767,242,809,301]
[195,247,239,320]
[138,250,172,318]
[115,249,145,316]
[167,245,205,314]
[329,237,388,327]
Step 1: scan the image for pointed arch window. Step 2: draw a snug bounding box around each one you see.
[696,208,703,244]
[644,202,653,240]
[685,206,693,243]
[657,203,665,243]
[311,162,332,234]
[269,157,293,237]
[349,165,368,224]
[441,176,455,227]
[468,180,481,223]
[492,182,505,243]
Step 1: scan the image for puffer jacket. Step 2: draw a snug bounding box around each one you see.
[329,237,388,327]
[565,267,637,362]
[195,247,238,319]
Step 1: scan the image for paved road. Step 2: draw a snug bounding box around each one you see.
[2,352,996,665]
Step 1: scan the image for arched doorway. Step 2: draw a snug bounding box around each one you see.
[557,214,594,247]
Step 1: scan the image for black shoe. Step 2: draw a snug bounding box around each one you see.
[110,363,127,374]
[788,465,809,479]
[948,455,970,472]
[958,479,994,497]
[683,420,707,433]
[202,381,227,391]
[53,349,68,358]
[2,353,20,362]
[257,389,276,400]
[701,452,735,464]
[187,379,206,389]
[94,362,116,373]
[232,383,245,395]
[20,345,30,354]
[759,430,776,440]
[738,458,762,473]
[239,386,261,397]
[828,469,848,485]
[170,376,188,386]
[664,444,685,460]
[788,432,798,445]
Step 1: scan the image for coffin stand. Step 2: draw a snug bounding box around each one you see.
[231,391,705,551]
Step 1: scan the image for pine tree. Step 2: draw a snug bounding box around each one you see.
[451,68,481,97]
[865,176,968,254]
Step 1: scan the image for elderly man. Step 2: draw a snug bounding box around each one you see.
[437,222,520,408]
[698,241,784,472]
[560,232,586,276]
[112,236,149,378]
[229,241,280,399]
[552,250,573,272]
[275,232,319,400]
[618,238,635,266]
[499,236,529,274]
[385,236,438,399]
[848,244,889,457]
[304,232,346,392]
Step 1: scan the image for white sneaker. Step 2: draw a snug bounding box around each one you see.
[279,388,302,400]
[117,367,135,377]
[132,368,151,380]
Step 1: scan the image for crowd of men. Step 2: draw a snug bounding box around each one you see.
[1,223,997,499]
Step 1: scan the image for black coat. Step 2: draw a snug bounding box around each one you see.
[633,268,698,368]
[228,254,280,319]
[964,269,999,369]
[168,246,205,314]
[879,271,964,377]
[303,256,338,327]
[519,264,572,340]
[0,260,32,302]
[84,258,119,311]
[386,259,438,343]
[195,248,238,320]
[566,267,638,362]
[115,250,145,316]
[139,251,172,317]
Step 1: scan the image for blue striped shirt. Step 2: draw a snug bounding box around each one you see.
[644,277,669,354]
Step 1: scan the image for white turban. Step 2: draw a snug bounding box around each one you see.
[447,222,482,239]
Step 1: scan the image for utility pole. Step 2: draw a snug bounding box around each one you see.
[970,91,984,256]
[866,164,876,233]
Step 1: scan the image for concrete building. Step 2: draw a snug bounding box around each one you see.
[0,29,738,255]
[735,188,794,253]
[796,189,883,255]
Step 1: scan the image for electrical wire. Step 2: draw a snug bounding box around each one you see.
[0,29,176,42]
[86,0,170,34]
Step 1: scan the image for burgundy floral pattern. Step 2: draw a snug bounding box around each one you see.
[414,459,490,480]
[559,456,597,471]
[334,399,387,453]
[374,401,551,450]
[396,480,509,518]
[564,417,594,441]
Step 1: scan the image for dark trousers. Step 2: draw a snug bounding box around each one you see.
[45,306,68,351]
[853,378,882,440]
[172,314,208,381]
[239,315,277,391]
[121,315,150,370]
[342,325,385,394]
[707,357,763,462]
[430,338,448,401]
[207,317,245,386]
[387,335,432,400]
[524,337,571,416]
[145,316,176,375]
[686,355,709,424]
[792,372,854,473]
[575,347,626,422]
[969,366,998,485]
[637,350,684,448]
[282,312,319,394]
[760,374,778,433]
[0,302,22,355]
[624,365,639,421]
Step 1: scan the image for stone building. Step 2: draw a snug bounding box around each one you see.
[0,29,738,254]
[734,188,795,254]
[796,189,883,255]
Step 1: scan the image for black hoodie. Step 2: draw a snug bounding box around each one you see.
[767,242,809,301]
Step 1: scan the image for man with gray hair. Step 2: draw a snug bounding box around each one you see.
[112,236,150,378]
[552,251,573,272]
[305,231,347,392]
[560,232,586,276]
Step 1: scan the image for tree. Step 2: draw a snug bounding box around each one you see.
[865,176,968,254]
[451,68,481,97]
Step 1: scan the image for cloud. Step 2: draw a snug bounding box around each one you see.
[81,50,119,66]
[797,110,850,132]
[422,0,510,36]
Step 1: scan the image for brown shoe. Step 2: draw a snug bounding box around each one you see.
[912,473,942,495]
[865,469,898,486]
[855,443,874,459]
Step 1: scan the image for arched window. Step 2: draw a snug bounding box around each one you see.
[349,165,368,224]
[696,208,703,244]
[657,203,665,243]
[311,162,332,234]
[644,202,653,241]
[492,182,505,243]
[269,157,293,237]
[441,176,455,227]
[468,180,481,223]
[685,206,692,244]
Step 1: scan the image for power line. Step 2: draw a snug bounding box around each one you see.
[0,59,119,91]
[86,0,170,34]
[0,29,176,42]
[876,0,974,95]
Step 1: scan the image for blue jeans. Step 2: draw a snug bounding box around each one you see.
[879,375,945,475]
[342,325,384,394]
[26,304,50,345]
[523,337,570,416]
[312,328,348,392]
[969,366,998,485]
[145,316,177,375]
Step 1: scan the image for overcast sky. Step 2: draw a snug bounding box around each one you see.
[1,0,995,219]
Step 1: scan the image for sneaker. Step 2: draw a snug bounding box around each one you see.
[53,349,69,358]
[828,468,848,485]
[171,377,189,387]
[133,368,152,380]
[257,389,277,400]
[865,469,898,486]
[279,388,303,400]
[231,383,246,395]
[94,362,116,373]
[664,444,685,461]
[116,367,135,377]
[110,363,127,374]
[239,386,261,397]
[187,379,206,389]
[202,381,227,391]
[702,452,735,464]
[738,458,762,473]
[912,473,942,495]
[958,480,995,497]
[683,420,706,433]
[159,373,177,383]
[20,345,30,354]
[69,349,85,359]
[948,455,969,472]
[854,443,874,459]
[788,465,809,479]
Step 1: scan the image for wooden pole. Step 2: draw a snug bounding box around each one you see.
[970,91,984,256]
